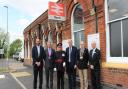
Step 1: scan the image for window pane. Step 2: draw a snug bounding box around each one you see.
[123,19,128,57]
[74,32,80,48]
[80,31,84,41]
[108,0,128,21]
[73,5,84,31]
[74,31,85,48]
[109,21,122,57]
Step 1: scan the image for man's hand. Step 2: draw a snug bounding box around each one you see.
[36,62,40,67]
[74,65,77,69]
[54,68,57,71]
[90,65,94,69]
[63,62,66,67]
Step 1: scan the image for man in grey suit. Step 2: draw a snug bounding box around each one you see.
[44,42,56,89]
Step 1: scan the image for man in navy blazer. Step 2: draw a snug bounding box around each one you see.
[32,38,46,89]
[89,42,101,89]
[66,39,78,89]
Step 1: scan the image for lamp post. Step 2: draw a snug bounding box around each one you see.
[4,6,8,34]
[3,6,9,70]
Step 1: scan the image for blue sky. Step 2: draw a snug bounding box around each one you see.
[0,0,58,43]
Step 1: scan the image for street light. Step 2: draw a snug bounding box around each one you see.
[4,6,8,33]
[3,6,9,70]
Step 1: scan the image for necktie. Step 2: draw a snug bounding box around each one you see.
[69,47,71,62]
[92,49,95,58]
[48,48,51,57]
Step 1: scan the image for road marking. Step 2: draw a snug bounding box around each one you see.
[10,73,27,89]
[11,72,31,77]
[0,75,5,79]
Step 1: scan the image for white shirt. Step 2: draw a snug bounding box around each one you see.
[37,46,40,57]
[92,48,96,58]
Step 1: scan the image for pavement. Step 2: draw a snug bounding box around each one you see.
[0,59,71,89]
[0,59,126,89]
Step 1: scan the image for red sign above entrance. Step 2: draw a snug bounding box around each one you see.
[48,2,66,21]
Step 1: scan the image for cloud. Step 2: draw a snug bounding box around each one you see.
[4,0,59,18]
[1,0,59,43]
[17,18,30,28]
[6,0,48,18]
[0,0,8,6]
[9,32,23,43]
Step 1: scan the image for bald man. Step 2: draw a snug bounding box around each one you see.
[32,38,46,89]
[65,39,78,89]
[89,42,101,89]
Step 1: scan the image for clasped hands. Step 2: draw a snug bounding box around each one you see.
[35,62,41,67]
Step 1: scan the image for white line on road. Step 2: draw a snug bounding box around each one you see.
[0,75,5,79]
[10,73,27,89]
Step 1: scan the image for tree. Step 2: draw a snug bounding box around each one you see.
[9,39,23,57]
[0,28,9,58]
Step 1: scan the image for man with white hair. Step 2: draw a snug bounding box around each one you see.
[89,41,101,89]
[65,39,78,89]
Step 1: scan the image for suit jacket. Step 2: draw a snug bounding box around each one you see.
[66,46,77,73]
[45,48,56,69]
[77,48,89,69]
[89,48,100,70]
[32,45,46,67]
[55,50,66,72]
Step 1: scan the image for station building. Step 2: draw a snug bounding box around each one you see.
[23,0,128,88]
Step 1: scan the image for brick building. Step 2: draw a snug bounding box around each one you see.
[23,0,128,88]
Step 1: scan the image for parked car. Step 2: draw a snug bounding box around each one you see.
[19,51,24,62]
[13,52,20,61]
[13,51,24,62]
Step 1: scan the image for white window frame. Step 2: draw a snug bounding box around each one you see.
[71,4,85,46]
[105,0,128,63]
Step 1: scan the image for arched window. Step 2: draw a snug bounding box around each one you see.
[105,0,128,63]
[71,4,85,48]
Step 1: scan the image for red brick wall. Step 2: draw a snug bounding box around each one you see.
[23,0,128,88]
[63,0,128,88]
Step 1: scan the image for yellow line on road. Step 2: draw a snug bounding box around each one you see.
[10,72,27,89]
[11,72,31,77]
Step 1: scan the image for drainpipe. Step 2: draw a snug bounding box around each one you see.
[91,0,98,33]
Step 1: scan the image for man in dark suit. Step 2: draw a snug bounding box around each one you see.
[32,38,46,89]
[89,42,101,89]
[44,42,56,89]
[65,39,78,89]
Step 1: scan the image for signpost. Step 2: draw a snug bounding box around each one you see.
[88,33,100,51]
[62,40,68,51]
[48,2,66,21]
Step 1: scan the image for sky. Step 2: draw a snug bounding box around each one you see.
[0,0,58,43]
